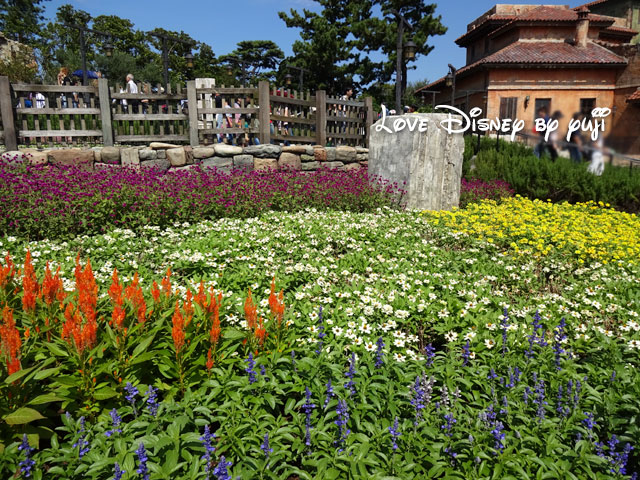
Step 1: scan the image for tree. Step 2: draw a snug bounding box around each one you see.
[222,40,284,83]
[0,0,50,45]
[0,46,38,83]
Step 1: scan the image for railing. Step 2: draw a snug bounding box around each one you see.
[0,77,374,150]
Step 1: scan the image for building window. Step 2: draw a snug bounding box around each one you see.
[534,98,551,120]
[500,97,518,121]
[580,98,596,116]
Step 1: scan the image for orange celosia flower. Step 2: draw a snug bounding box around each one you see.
[61,301,97,356]
[1,305,22,376]
[171,300,185,354]
[151,281,161,303]
[209,293,222,346]
[269,277,286,328]
[75,257,97,325]
[0,254,16,289]
[183,290,194,326]
[161,268,172,298]
[124,273,147,325]
[41,262,64,307]
[21,250,38,313]
[244,289,258,331]
[194,281,206,309]
[206,347,214,371]
[254,317,267,347]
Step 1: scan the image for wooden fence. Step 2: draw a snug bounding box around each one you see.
[0,77,374,150]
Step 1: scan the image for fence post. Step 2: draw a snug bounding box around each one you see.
[315,90,327,146]
[364,96,374,149]
[187,80,199,147]
[258,80,271,145]
[97,78,113,147]
[0,76,17,151]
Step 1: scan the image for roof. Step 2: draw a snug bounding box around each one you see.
[574,0,609,10]
[602,25,639,35]
[628,88,640,103]
[455,15,516,45]
[417,40,627,92]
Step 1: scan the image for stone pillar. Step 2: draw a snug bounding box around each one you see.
[368,113,464,211]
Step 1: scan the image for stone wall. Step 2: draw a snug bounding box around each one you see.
[0,144,369,173]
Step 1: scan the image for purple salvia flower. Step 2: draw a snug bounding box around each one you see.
[491,421,506,453]
[335,399,350,451]
[441,413,456,437]
[375,337,385,368]
[260,433,273,458]
[501,307,509,356]
[246,352,257,384]
[461,340,471,366]
[302,387,316,448]
[388,417,401,451]
[145,385,158,417]
[324,379,334,408]
[424,343,435,367]
[105,408,122,437]
[18,434,35,478]
[201,425,216,477]
[345,352,356,396]
[213,456,232,480]
[553,318,567,370]
[113,462,125,480]
[72,416,90,458]
[136,443,150,480]
[125,382,139,416]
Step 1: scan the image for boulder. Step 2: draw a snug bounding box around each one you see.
[340,162,361,172]
[157,150,166,159]
[94,163,121,172]
[369,113,464,210]
[193,147,215,159]
[48,149,94,169]
[23,150,48,166]
[166,147,186,167]
[301,154,315,162]
[100,146,120,164]
[184,146,194,165]
[336,146,357,163]
[172,165,200,173]
[245,145,282,158]
[356,147,369,154]
[356,153,367,162]
[121,147,140,168]
[201,157,233,171]
[1,151,25,163]
[282,145,307,154]
[278,152,301,170]
[214,144,243,156]
[304,146,315,156]
[233,154,254,171]
[92,149,102,163]
[301,161,319,171]
[254,158,278,171]
[325,147,337,161]
[323,161,344,170]
[138,148,157,161]
[150,142,180,149]
[313,147,327,162]
[141,158,171,172]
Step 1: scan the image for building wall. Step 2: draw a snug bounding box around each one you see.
[588,0,640,44]
[611,87,640,154]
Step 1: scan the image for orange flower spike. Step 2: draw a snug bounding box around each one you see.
[244,289,258,331]
[194,281,206,309]
[125,273,147,325]
[183,290,194,326]
[206,347,214,371]
[41,263,63,307]
[171,300,185,354]
[21,250,38,313]
[255,317,267,347]
[108,268,123,304]
[151,281,161,303]
[161,268,172,298]
[0,254,15,289]
[1,305,22,375]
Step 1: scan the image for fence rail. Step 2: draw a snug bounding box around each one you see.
[0,77,373,149]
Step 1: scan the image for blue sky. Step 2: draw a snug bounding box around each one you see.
[43,0,581,85]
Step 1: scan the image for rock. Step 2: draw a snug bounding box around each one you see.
[356,147,369,154]
[193,147,215,159]
[340,162,361,172]
[254,157,278,171]
[214,144,243,156]
[166,147,186,167]
[157,150,166,159]
[184,146,194,165]
[93,149,102,163]
[301,161,319,171]
[356,153,368,162]
[138,148,157,161]
[1,151,25,163]
[304,146,315,156]
[172,165,200,173]
[369,113,464,210]
[245,145,282,158]
[313,147,327,162]
[325,147,337,161]
[121,147,140,168]
[201,157,233,171]
[278,152,301,170]
[301,154,315,162]
[150,142,180,149]
[282,145,307,154]
[359,161,368,168]
[141,158,171,172]
[233,154,254,171]
[94,163,121,171]
[48,149,94,169]
[22,150,48,166]
[323,161,344,170]
[100,146,121,164]
[336,146,357,163]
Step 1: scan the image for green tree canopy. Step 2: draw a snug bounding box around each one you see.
[0,0,50,45]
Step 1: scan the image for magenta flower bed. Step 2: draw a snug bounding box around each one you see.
[460,178,515,208]
[0,161,405,239]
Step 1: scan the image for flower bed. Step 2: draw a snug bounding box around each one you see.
[0,206,638,478]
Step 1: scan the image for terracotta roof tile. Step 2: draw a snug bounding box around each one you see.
[455,15,515,44]
[513,6,611,23]
[603,25,639,35]
[574,0,609,10]
[628,89,640,102]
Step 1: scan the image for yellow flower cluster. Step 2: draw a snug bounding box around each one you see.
[425,196,640,264]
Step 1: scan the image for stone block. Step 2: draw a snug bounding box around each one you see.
[172,165,200,173]
[369,113,464,210]
[313,147,327,162]
[94,163,121,172]
[233,154,254,171]
[139,148,157,161]
[48,149,94,169]
[305,146,316,156]
[356,147,369,154]
[1,151,25,163]
[301,161,319,171]
[214,144,243,156]
[166,147,186,167]
[340,162,361,172]
[245,145,282,158]
[278,152,301,170]
[356,153,368,162]
[301,154,315,162]
[121,147,140,168]
[141,159,171,172]
[254,157,278,171]
[323,161,344,170]
[201,156,233,171]
[193,147,215,159]
[157,150,166,159]
[150,142,180,149]
[100,146,121,164]
[93,149,101,163]
[184,146,194,165]
[282,145,307,154]
[336,146,357,163]
[23,150,48,166]
[325,147,337,161]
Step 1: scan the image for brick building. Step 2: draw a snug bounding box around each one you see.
[416,4,640,156]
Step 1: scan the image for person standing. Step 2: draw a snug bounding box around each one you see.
[125,74,139,113]
[567,112,585,163]
[57,67,72,108]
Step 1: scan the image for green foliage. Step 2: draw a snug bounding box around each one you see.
[0,45,38,83]
[465,136,640,213]
[222,40,284,84]
[0,0,50,45]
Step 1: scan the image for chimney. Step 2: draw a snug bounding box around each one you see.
[576,6,590,48]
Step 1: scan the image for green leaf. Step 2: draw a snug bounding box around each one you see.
[94,386,118,400]
[223,329,246,340]
[4,366,36,384]
[4,407,45,425]
[28,394,65,405]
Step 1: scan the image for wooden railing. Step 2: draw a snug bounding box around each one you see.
[0,77,374,150]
